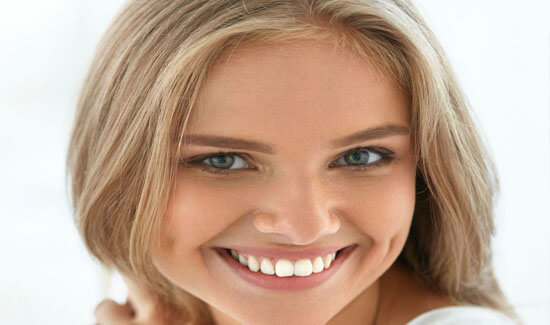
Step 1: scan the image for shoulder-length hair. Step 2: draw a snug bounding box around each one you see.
[67,0,519,323]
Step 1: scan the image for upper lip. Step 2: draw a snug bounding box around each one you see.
[217,244,352,260]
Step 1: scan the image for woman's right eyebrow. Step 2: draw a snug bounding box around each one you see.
[182,124,409,155]
[182,134,276,154]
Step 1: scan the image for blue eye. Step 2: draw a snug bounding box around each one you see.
[335,149,383,166]
[182,147,395,175]
[203,152,250,170]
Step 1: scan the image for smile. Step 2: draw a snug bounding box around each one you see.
[229,248,338,276]
[213,244,357,290]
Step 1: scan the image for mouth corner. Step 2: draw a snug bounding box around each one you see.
[338,243,357,255]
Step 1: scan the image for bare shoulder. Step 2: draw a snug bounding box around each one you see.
[375,262,457,325]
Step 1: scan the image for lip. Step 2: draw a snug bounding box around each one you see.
[220,245,349,260]
[213,244,357,290]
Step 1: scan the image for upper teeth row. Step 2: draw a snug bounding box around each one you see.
[230,249,337,277]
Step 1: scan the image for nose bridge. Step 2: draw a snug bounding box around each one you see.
[252,169,341,245]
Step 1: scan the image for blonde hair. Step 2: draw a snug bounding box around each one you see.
[67,0,519,323]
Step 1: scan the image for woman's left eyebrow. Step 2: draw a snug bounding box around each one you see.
[330,124,410,148]
[181,124,409,155]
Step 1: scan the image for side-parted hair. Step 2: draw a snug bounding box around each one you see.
[67,0,519,323]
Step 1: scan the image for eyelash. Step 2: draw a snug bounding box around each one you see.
[180,146,396,175]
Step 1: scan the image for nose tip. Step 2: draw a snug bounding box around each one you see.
[251,173,341,245]
[252,210,341,246]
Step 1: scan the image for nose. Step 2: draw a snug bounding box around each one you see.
[251,173,341,246]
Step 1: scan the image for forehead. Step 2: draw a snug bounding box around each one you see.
[188,38,409,150]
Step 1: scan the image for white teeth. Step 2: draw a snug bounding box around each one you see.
[238,255,248,266]
[247,255,259,272]
[228,249,340,276]
[312,256,324,273]
[260,258,275,275]
[323,253,332,269]
[275,259,294,277]
[294,259,313,276]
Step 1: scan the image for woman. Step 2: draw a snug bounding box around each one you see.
[67,0,521,323]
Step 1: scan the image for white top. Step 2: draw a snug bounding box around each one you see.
[407,306,517,325]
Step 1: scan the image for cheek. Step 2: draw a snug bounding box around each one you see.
[160,161,416,249]
[346,164,416,244]
[155,174,251,260]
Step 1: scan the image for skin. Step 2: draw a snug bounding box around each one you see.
[96,36,455,324]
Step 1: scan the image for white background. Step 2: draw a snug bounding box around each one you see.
[0,0,548,324]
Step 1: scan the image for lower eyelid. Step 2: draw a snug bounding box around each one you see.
[190,157,396,175]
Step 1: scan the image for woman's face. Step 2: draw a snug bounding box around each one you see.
[152,37,416,324]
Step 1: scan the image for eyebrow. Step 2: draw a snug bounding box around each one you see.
[182,124,410,154]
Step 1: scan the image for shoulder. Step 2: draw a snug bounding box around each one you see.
[406,306,517,325]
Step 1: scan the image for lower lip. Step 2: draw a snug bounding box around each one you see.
[213,244,357,291]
